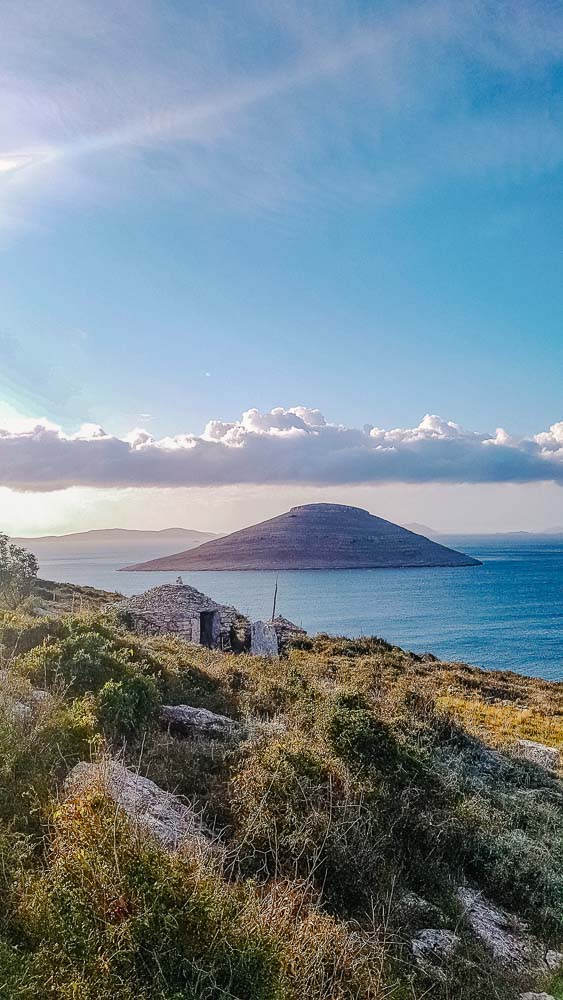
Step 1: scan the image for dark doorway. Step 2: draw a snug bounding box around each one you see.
[200,611,219,648]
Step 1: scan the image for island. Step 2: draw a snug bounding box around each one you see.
[122,502,481,571]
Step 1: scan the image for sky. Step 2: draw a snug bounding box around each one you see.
[1,0,562,535]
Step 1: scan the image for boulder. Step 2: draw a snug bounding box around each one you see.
[161,704,239,739]
[65,760,213,852]
[250,621,279,657]
[411,928,460,966]
[546,950,563,971]
[516,739,561,771]
[0,697,32,722]
[520,994,558,1000]
[457,888,563,973]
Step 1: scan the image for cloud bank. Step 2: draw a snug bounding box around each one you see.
[1,406,562,492]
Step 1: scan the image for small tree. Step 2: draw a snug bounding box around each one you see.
[0,534,38,608]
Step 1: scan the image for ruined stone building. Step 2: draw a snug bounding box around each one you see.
[112,583,249,651]
[111,583,306,655]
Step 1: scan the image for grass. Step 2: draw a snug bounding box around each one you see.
[0,603,561,998]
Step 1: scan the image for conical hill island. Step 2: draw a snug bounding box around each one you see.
[123,503,481,571]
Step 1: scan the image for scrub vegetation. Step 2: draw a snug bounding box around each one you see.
[0,581,562,999]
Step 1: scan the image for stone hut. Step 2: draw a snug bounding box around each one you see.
[112,583,249,652]
[270,615,307,653]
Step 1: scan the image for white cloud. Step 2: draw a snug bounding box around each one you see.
[0,404,562,492]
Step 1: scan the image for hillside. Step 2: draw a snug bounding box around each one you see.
[13,527,219,564]
[33,577,123,615]
[124,503,481,571]
[0,589,561,1000]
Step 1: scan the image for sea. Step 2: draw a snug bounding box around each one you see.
[36,536,563,681]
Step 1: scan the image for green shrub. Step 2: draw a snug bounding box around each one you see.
[15,788,380,1000]
[465,823,563,937]
[17,630,137,695]
[96,675,161,740]
[0,612,61,665]
[0,695,97,836]
[140,729,234,829]
[326,694,398,769]
[230,734,385,912]
[0,536,38,610]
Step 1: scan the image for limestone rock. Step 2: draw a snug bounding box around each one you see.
[457,887,562,973]
[411,928,460,966]
[1,697,32,722]
[29,687,51,703]
[250,621,279,657]
[0,669,51,708]
[520,994,558,1000]
[161,704,239,739]
[65,760,213,852]
[516,739,561,771]
[545,949,563,971]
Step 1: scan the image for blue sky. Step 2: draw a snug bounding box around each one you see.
[1,0,562,533]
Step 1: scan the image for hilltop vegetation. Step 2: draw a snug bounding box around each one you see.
[0,584,562,999]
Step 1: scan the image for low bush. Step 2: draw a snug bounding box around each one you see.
[325,693,398,769]
[0,694,97,836]
[16,628,146,696]
[0,611,61,665]
[12,789,384,1000]
[230,733,385,913]
[96,675,161,741]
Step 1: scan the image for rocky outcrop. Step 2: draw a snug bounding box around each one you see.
[1,698,32,722]
[161,704,239,739]
[411,928,460,967]
[125,503,481,571]
[457,888,563,974]
[520,993,558,1000]
[65,760,213,852]
[516,739,561,771]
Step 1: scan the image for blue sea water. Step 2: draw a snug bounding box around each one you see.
[37,536,563,680]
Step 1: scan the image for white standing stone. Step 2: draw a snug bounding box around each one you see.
[250,621,279,657]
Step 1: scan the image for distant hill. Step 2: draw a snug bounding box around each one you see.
[124,504,481,571]
[401,522,440,538]
[404,525,563,539]
[12,528,219,564]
